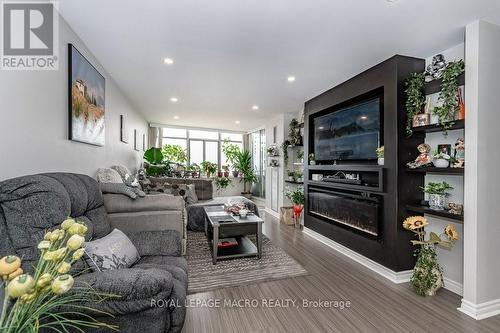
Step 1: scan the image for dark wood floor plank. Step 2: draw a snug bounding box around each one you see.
[182,212,500,333]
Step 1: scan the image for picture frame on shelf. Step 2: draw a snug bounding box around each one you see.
[437,144,451,155]
[412,113,430,127]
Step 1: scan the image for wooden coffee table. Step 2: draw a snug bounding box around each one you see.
[204,205,264,264]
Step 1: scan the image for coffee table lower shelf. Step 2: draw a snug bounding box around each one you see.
[213,236,258,260]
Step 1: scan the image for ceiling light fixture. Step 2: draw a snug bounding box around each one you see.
[235,120,241,124]
[173,116,180,120]
[252,105,259,110]
[163,58,174,65]
[170,97,178,103]
[287,76,296,83]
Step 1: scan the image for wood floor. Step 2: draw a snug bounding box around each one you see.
[182,212,500,333]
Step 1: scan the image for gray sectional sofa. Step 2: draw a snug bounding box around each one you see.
[0,173,187,333]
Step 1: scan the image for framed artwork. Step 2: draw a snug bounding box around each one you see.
[412,113,430,127]
[120,115,128,143]
[142,133,146,151]
[437,144,451,155]
[68,44,105,146]
[134,129,139,151]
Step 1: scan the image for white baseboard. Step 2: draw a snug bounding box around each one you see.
[443,277,463,296]
[263,208,280,219]
[303,227,412,284]
[459,298,500,320]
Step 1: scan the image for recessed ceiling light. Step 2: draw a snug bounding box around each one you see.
[386,0,400,2]
[173,116,180,120]
[360,116,368,120]
[287,76,296,83]
[318,126,324,130]
[163,58,174,65]
[252,105,259,110]
[170,97,178,103]
[235,120,241,124]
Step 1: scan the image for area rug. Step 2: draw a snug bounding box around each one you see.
[186,231,308,294]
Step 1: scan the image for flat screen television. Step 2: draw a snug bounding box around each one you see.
[313,97,382,162]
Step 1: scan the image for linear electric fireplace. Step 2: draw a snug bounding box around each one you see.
[307,188,380,236]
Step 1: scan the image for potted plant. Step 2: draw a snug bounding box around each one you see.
[402,216,459,296]
[189,163,200,178]
[161,144,187,165]
[285,187,305,228]
[432,151,452,168]
[287,170,296,182]
[143,147,171,177]
[421,181,454,210]
[288,119,302,146]
[222,165,230,177]
[214,176,233,194]
[297,150,304,163]
[376,146,384,166]
[295,171,304,183]
[281,140,290,167]
[200,161,217,178]
[266,145,279,157]
[235,150,258,199]
[222,139,241,177]
[405,72,426,136]
[309,153,316,165]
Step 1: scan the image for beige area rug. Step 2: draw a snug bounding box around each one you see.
[186,231,308,294]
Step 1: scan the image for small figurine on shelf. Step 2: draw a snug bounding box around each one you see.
[407,143,432,169]
[453,138,465,168]
[424,54,447,82]
[448,203,464,215]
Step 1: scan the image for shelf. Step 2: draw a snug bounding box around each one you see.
[308,164,383,172]
[412,119,464,134]
[405,205,463,222]
[425,72,465,96]
[285,180,304,185]
[308,180,382,193]
[406,167,464,175]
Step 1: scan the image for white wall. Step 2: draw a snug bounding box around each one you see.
[0,15,147,181]
[423,43,465,291]
[460,20,500,319]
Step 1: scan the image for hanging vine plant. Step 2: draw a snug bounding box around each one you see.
[433,60,465,134]
[405,72,426,136]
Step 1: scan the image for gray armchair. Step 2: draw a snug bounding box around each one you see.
[0,173,187,333]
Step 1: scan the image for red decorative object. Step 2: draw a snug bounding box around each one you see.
[293,204,304,228]
[457,87,465,120]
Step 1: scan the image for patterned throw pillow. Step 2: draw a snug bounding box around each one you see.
[111,165,140,188]
[100,183,138,199]
[186,184,198,204]
[96,168,123,184]
[84,229,140,272]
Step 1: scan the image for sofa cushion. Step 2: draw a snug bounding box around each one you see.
[0,173,111,271]
[84,229,141,272]
[100,183,139,199]
[135,256,188,288]
[103,193,184,214]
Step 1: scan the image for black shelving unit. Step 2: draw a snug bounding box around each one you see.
[406,205,464,223]
[424,73,465,95]
[406,167,464,175]
[412,119,465,134]
[285,180,304,185]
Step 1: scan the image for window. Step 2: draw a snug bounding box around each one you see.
[160,127,243,169]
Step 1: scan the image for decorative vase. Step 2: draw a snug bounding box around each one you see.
[217,172,223,178]
[411,245,443,296]
[232,171,239,178]
[377,158,384,166]
[293,204,303,229]
[429,194,446,210]
[433,158,449,168]
[223,171,230,177]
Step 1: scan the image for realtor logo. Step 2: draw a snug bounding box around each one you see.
[1,1,59,70]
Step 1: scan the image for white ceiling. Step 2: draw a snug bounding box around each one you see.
[59,0,500,131]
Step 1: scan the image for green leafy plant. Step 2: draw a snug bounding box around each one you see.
[234,150,258,193]
[288,119,302,146]
[222,140,241,170]
[143,148,171,177]
[285,187,305,205]
[433,60,465,134]
[143,147,164,165]
[376,146,384,159]
[421,182,453,196]
[161,144,187,164]
[405,72,426,136]
[297,150,304,161]
[214,177,233,191]
[0,218,117,332]
[200,161,217,178]
[281,140,290,167]
[287,170,295,179]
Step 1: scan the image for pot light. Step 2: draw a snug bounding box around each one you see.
[170,97,178,103]
[360,116,368,120]
[252,105,259,110]
[163,58,174,65]
[173,116,180,120]
[287,76,296,83]
[235,120,241,124]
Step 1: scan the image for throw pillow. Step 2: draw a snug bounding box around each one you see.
[96,168,124,184]
[84,229,140,272]
[111,165,140,188]
[100,183,138,199]
[186,184,198,204]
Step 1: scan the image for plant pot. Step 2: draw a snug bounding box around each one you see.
[191,172,198,178]
[433,158,449,168]
[310,160,316,165]
[217,172,223,177]
[232,171,239,178]
[429,194,446,210]
[241,192,252,199]
[223,171,230,177]
[288,176,295,181]
[377,158,384,166]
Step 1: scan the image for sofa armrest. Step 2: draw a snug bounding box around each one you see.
[127,230,182,257]
[74,268,174,316]
[103,193,184,214]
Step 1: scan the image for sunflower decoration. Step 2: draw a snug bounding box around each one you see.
[444,224,459,241]
[402,216,428,230]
